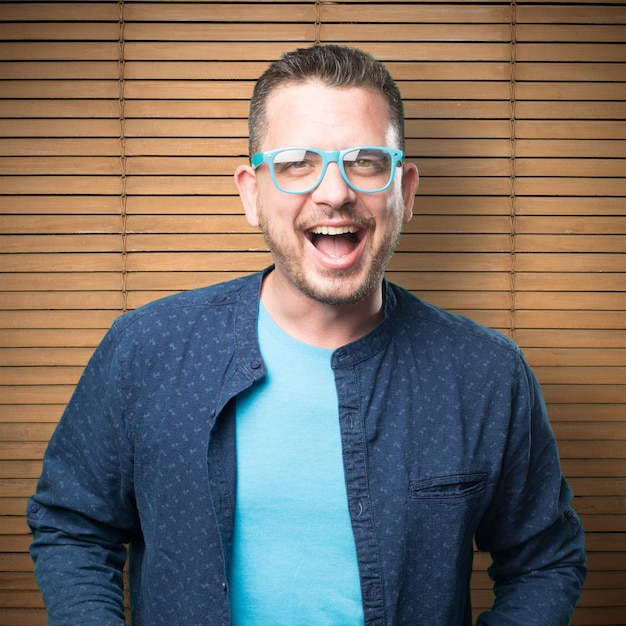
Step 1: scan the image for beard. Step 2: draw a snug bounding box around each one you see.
[257,200,404,307]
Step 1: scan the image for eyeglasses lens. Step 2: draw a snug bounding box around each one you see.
[343,148,393,191]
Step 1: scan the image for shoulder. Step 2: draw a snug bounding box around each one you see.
[386,281,520,357]
[111,272,263,336]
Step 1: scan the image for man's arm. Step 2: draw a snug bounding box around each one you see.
[475,354,586,625]
[27,324,137,624]
[477,496,586,625]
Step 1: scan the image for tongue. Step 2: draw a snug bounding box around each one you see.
[313,234,357,258]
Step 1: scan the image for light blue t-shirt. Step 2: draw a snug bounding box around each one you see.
[229,304,364,625]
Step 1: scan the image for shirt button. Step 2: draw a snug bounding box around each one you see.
[250,360,261,369]
[367,587,381,601]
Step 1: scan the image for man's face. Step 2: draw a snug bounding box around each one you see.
[236,81,418,306]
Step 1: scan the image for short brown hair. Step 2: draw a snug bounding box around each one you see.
[248,44,406,155]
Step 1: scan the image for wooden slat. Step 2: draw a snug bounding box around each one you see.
[0,292,124,310]
[515,292,626,311]
[0,216,122,235]
[545,405,626,421]
[0,42,119,61]
[322,23,511,41]
[124,41,512,62]
[516,83,626,101]
[0,3,119,21]
[0,347,96,367]
[0,196,122,215]
[0,177,122,195]
[544,385,626,404]
[124,2,315,22]
[0,461,43,479]
[516,120,626,139]
[0,609,46,626]
[2,367,82,386]
[515,253,626,272]
[127,193,245,213]
[517,43,625,62]
[525,348,626,367]
[124,251,271,272]
[0,98,119,117]
[56,12,557,44]
[515,216,626,234]
[323,3,512,23]
[517,5,626,24]
[1,235,122,253]
[1,253,123,272]
[0,120,120,138]
[553,425,626,443]
[0,329,106,348]
[516,272,625,291]
[417,177,512,195]
[124,271,249,291]
[516,158,626,177]
[516,330,626,349]
[0,23,118,40]
[517,101,626,119]
[1,386,74,405]
[0,157,121,176]
[516,24,626,42]
[398,234,511,253]
[516,139,626,159]
[125,22,315,41]
[0,60,118,79]
[516,235,625,253]
[0,309,117,328]
[124,175,238,195]
[562,459,626,477]
[516,62,626,82]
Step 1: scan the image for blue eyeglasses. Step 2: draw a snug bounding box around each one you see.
[250,146,404,194]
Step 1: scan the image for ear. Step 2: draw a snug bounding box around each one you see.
[234,164,260,228]
[401,162,419,223]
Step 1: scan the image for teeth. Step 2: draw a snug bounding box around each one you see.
[310,225,358,235]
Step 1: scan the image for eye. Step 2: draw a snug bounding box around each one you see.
[290,160,312,170]
[275,159,315,175]
[355,158,380,170]
[348,157,388,175]
[273,150,319,176]
[344,149,391,175]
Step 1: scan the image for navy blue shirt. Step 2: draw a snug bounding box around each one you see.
[28,268,586,625]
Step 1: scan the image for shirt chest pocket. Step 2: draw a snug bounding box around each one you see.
[409,472,487,502]
[407,473,488,542]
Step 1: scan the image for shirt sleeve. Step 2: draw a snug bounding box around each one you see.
[474,352,587,625]
[27,322,138,625]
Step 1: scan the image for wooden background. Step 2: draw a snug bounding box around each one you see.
[0,1,624,624]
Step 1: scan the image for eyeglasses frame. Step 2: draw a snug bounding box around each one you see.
[250,146,405,194]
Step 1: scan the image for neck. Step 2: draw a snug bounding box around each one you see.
[260,270,384,350]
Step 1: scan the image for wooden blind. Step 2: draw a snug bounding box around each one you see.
[0,2,624,624]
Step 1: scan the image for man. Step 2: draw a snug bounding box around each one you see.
[28,44,586,625]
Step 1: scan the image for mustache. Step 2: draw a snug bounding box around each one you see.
[295,207,375,231]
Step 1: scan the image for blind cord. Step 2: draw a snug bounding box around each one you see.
[314,1,323,45]
[118,0,129,313]
[508,0,518,341]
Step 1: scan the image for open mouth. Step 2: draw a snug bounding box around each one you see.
[308,225,363,258]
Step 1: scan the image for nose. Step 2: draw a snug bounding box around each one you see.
[310,161,357,205]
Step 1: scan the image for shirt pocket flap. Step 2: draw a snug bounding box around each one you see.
[409,473,487,500]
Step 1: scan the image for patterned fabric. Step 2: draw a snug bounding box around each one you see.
[27,268,586,625]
